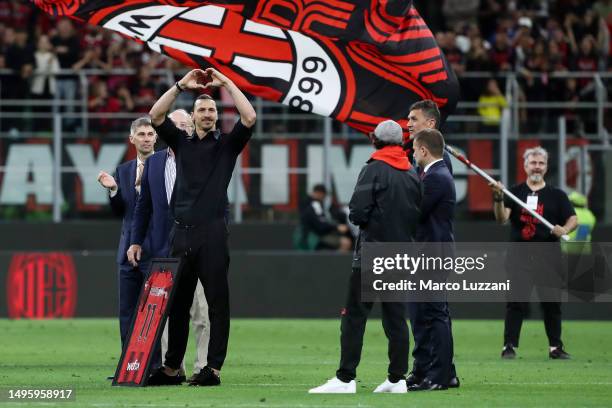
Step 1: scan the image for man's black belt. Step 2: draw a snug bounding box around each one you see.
[174,220,199,230]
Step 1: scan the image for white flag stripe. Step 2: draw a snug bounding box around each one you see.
[233,56,293,82]
[243,20,286,39]
[180,5,226,26]
[154,36,213,57]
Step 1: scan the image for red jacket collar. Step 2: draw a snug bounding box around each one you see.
[369,145,411,170]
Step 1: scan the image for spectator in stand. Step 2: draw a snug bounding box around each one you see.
[51,18,81,130]
[442,0,479,28]
[88,81,133,132]
[466,36,493,72]
[548,24,571,67]
[566,9,606,48]
[441,31,466,76]
[512,17,534,48]
[458,23,483,53]
[73,43,110,71]
[514,29,535,72]
[478,78,508,132]
[0,1,33,32]
[298,184,352,252]
[566,9,608,67]
[5,28,34,83]
[520,39,551,131]
[479,0,506,41]
[463,36,496,103]
[31,34,60,132]
[570,35,600,85]
[496,15,520,45]
[130,66,158,113]
[4,28,34,134]
[490,31,514,71]
[548,40,568,71]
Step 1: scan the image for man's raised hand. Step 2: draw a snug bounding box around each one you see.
[178,69,211,91]
[202,68,230,89]
[97,171,117,191]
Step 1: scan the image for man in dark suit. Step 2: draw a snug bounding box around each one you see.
[127,109,210,382]
[407,128,459,391]
[96,116,156,349]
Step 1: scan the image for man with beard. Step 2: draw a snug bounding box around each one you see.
[147,67,256,386]
[489,146,577,360]
[127,109,209,381]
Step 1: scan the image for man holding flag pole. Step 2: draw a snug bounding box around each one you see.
[487,146,577,360]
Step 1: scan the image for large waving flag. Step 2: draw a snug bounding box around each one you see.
[34,0,459,134]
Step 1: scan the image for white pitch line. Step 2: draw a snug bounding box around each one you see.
[481,382,612,386]
[89,404,375,408]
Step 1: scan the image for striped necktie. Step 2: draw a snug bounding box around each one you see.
[165,152,176,205]
[135,162,144,194]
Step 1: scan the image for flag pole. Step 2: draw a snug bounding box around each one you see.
[444,145,570,241]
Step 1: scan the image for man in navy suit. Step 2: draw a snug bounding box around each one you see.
[407,128,459,391]
[96,116,156,349]
[127,109,210,382]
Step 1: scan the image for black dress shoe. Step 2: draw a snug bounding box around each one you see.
[448,376,460,388]
[408,379,448,391]
[147,367,184,386]
[501,344,516,359]
[188,366,221,386]
[406,372,424,387]
[549,347,571,360]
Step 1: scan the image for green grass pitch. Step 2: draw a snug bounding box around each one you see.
[0,319,611,407]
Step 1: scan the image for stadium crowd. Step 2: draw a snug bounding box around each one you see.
[0,0,611,134]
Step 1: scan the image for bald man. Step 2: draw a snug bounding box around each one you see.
[128,109,209,382]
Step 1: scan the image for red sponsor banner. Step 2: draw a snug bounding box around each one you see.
[7,252,77,319]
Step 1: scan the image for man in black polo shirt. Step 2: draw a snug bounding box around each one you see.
[489,146,577,360]
[147,68,256,386]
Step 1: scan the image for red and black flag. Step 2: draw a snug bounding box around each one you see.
[33,0,459,135]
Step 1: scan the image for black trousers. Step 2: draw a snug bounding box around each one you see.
[407,302,456,386]
[336,268,409,382]
[504,245,564,348]
[165,220,230,370]
[504,302,563,348]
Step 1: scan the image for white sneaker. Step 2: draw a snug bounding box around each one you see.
[308,377,356,394]
[373,378,407,393]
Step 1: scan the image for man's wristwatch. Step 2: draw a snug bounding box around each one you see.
[175,82,184,92]
[493,193,503,202]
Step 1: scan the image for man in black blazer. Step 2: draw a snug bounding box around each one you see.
[127,109,210,382]
[407,128,459,391]
[97,117,156,349]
